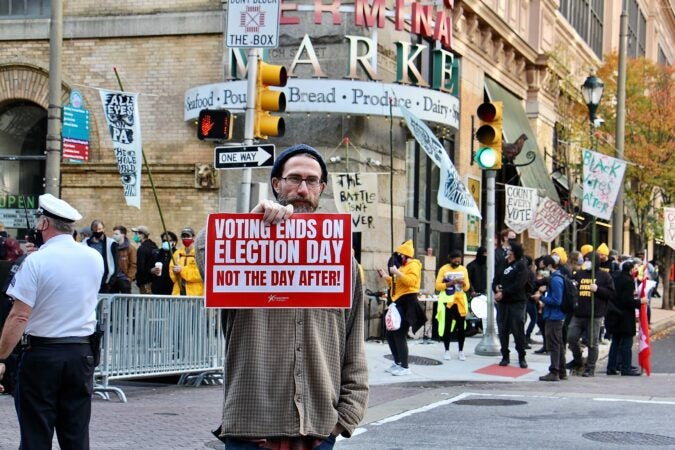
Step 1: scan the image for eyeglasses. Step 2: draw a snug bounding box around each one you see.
[280,175,322,188]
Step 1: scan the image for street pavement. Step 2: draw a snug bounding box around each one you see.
[1,304,674,449]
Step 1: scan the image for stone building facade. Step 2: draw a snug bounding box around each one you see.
[0,0,673,291]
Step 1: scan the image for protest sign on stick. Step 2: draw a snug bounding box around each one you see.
[582,149,627,221]
[664,207,675,250]
[528,197,573,243]
[504,185,538,233]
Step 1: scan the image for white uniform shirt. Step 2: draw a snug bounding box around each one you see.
[7,233,104,337]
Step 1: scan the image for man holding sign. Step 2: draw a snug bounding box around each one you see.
[195,145,368,449]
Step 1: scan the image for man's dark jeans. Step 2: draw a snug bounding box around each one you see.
[607,335,634,371]
[496,301,527,359]
[544,319,565,374]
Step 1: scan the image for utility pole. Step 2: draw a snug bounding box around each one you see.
[612,7,628,254]
[236,48,259,213]
[475,170,500,356]
[45,0,63,197]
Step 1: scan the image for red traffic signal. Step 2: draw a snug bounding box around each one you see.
[197,109,233,141]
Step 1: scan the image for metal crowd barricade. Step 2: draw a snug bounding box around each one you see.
[94,294,224,402]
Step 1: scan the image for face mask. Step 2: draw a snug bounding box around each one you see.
[539,269,551,278]
[582,261,592,271]
[182,238,194,248]
[112,233,123,243]
[552,254,561,265]
[162,241,171,251]
[92,231,104,240]
[133,235,141,243]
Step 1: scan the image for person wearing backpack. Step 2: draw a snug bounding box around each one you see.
[539,255,567,381]
[568,251,616,377]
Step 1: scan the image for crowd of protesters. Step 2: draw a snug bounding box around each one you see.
[0,220,203,297]
[380,228,662,380]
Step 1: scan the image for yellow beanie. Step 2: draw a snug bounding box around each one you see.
[395,240,415,258]
[597,243,609,256]
[552,247,568,264]
[580,244,594,257]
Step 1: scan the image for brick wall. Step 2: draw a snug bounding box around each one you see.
[64,0,221,16]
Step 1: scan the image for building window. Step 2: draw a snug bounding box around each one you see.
[627,0,646,58]
[559,0,604,58]
[404,138,455,257]
[0,0,50,18]
[657,46,669,66]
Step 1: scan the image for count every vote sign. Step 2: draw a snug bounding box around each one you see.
[204,213,352,308]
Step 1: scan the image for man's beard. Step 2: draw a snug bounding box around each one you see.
[278,195,318,213]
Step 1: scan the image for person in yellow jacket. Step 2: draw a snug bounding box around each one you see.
[435,249,471,361]
[377,240,423,376]
[169,227,204,296]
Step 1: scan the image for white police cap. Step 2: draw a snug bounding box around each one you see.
[36,193,82,223]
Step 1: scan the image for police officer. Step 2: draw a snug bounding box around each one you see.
[0,193,104,449]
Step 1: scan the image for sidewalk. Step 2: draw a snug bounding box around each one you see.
[366,304,675,385]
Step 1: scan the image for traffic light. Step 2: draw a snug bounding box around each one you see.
[255,61,287,139]
[197,109,233,141]
[474,101,503,170]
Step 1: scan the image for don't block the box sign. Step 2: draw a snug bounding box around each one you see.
[205,213,352,308]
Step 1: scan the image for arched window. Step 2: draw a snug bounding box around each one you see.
[0,101,46,234]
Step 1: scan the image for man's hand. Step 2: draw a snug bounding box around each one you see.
[330,423,345,438]
[589,283,598,292]
[388,266,401,276]
[251,199,294,225]
[172,265,182,274]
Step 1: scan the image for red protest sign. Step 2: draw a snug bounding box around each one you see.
[204,213,352,308]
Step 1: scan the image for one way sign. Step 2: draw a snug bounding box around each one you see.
[214,144,275,169]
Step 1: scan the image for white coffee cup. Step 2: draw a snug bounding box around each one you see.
[155,262,163,271]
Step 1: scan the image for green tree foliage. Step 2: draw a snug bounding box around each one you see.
[595,54,675,252]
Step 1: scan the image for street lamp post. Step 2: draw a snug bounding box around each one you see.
[581,72,603,349]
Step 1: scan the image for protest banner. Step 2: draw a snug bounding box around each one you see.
[399,105,481,217]
[504,185,538,233]
[204,213,352,308]
[99,89,143,208]
[331,172,378,231]
[582,149,627,220]
[665,207,675,250]
[528,197,573,243]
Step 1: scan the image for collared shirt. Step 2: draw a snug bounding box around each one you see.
[194,229,368,439]
[7,234,104,337]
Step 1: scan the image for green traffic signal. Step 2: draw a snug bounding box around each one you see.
[475,101,503,170]
[475,146,499,169]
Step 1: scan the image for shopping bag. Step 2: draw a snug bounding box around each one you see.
[385,302,401,331]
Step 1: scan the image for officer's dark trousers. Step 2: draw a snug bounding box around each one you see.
[15,343,95,450]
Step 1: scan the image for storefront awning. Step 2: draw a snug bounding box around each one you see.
[485,78,560,203]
